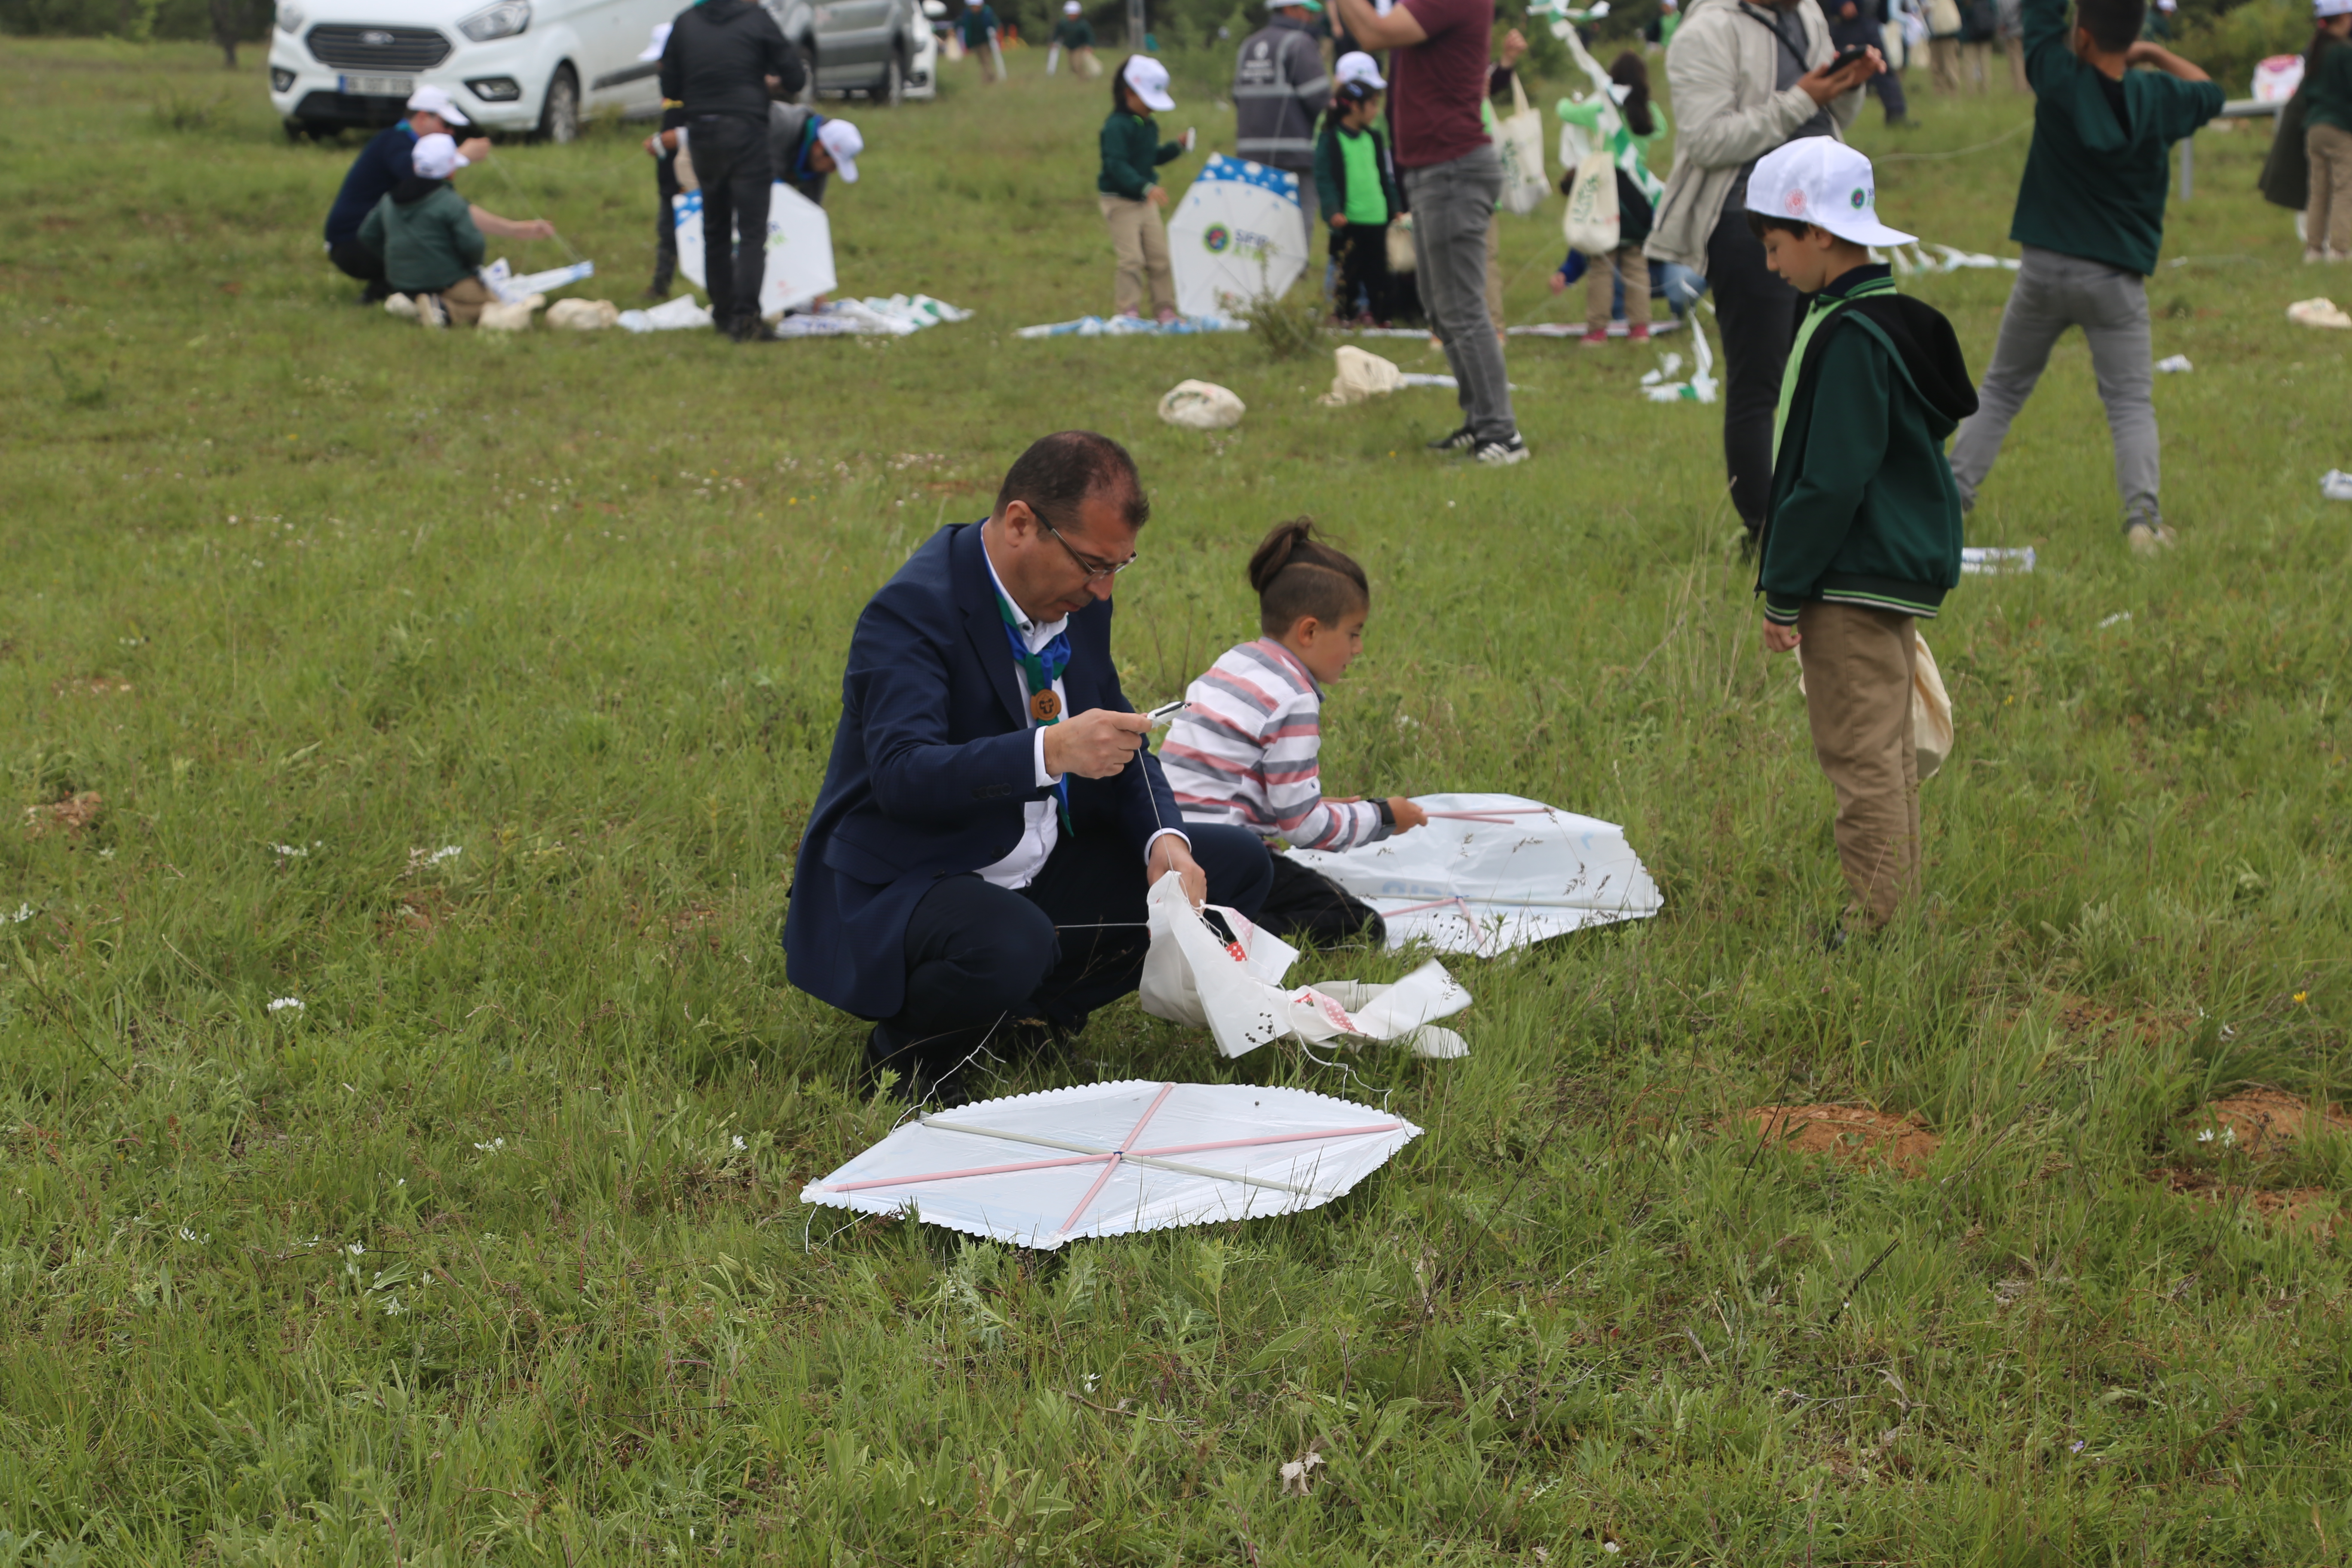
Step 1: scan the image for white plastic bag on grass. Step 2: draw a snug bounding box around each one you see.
[1318,345,1403,405]
[1138,874,1470,1059]
[1158,380,1247,430]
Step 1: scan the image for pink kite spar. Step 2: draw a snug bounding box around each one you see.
[800,1081,1422,1249]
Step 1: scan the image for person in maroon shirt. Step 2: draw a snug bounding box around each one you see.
[1329,0,1528,463]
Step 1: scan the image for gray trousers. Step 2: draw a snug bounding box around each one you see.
[1403,145,1516,445]
[1947,245,2159,530]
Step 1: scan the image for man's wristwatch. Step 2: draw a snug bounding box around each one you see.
[1373,798,1396,827]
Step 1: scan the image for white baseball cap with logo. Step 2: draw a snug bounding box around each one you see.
[1335,50,1386,89]
[2318,0,2352,19]
[1121,53,1176,111]
[1063,1,1081,13]
[412,132,471,180]
[405,83,471,128]
[817,118,864,182]
[1745,137,1914,248]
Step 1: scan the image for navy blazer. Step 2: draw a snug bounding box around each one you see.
[783,522,1182,1020]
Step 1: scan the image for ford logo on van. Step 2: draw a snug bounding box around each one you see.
[360,28,394,43]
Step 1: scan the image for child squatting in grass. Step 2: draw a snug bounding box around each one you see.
[1747,139,1976,938]
[1160,521,1429,948]
[1096,55,1194,323]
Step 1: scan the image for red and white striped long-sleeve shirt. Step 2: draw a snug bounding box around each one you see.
[1160,639,1389,851]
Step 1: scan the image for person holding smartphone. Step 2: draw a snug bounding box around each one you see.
[1642,0,1878,550]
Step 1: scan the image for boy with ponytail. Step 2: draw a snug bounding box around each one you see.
[1161,521,1425,946]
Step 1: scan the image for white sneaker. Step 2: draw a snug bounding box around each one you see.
[415,293,449,329]
[2125,521,2176,556]
[2322,469,2352,502]
[383,293,418,319]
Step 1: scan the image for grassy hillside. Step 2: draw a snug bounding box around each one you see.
[2,37,2349,1565]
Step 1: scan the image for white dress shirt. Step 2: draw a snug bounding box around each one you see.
[974,550,1188,891]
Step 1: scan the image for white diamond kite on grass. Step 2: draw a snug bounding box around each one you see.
[801,1081,1419,1250]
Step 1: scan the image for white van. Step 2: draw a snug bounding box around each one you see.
[268,0,682,141]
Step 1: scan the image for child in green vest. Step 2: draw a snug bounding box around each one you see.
[1097,55,1192,321]
[1747,139,1976,938]
[1313,74,1405,324]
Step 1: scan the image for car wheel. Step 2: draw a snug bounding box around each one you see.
[873,51,904,104]
[536,64,580,144]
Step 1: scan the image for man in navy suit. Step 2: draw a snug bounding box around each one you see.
[784,431,1275,1100]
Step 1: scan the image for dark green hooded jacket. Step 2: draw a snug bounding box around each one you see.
[356,178,485,295]
[1758,265,1977,625]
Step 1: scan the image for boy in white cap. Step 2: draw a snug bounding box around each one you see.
[1944,0,2219,553]
[356,133,495,327]
[1048,1,1099,76]
[1097,55,1193,321]
[1746,138,1978,937]
[2305,0,2352,260]
[323,86,552,302]
[765,104,864,205]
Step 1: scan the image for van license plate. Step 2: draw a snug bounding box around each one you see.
[339,74,414,98]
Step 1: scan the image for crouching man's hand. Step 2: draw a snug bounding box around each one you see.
[1146,834,1207,908]
[1042,708,1152,779]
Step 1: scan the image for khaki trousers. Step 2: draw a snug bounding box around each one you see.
[1586,244,1649,333]
[2004,36,2028,92]
[436,275,493,326]
[2309,122,2352,257]
[1099,193,1175,317]
[1929,36,1960,91]
[1797,602,1921,927]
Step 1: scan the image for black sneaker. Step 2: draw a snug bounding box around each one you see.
[1426,424,1476,453]
[728,316,781,344]
[1472,433,1530,466]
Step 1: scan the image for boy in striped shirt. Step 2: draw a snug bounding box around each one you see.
[1161,521,1427,945]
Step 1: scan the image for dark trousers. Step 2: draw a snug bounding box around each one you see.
[1332,220,1400,323]
[328,239,392,301]
[1257,854,1385,949]
[688,113,773,328]
[1706,207,1801,537]
[1871,67,1910,123]
[880,824,1274,1074]
[651,152,682,294]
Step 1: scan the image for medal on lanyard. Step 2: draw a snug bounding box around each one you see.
[996,594,1076,835]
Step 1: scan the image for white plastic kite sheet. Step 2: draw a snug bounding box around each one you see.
[617,293,715,333]
[478,257,596,305]
[1287,793,1662,956]
[764,294,973,337]
[1014,312,1245,338]
[1640,308,1717,403]
[1139,875,1471,1060]
[1167,154,1310,320]
[800,1080,1422,1250]
[673,183,836,318]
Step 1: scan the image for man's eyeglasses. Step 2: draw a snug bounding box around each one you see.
[1038,514,1138,582]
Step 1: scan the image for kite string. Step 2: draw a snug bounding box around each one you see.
[1875,118,2032,163]
[478,150,588,265]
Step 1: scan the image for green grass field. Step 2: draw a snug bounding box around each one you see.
[3,34,2350,1564]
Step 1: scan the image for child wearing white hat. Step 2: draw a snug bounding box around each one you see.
[357,132,494,327]
[1096,56,1194,321]
[1744,138,1978,938]
[1049,1,1100,77]
[2308,0,2352,260]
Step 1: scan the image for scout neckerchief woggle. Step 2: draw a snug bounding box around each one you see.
[996,594,1076,835]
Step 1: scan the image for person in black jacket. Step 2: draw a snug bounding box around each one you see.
[659,0,807,342]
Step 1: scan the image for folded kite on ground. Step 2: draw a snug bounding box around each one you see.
[1286,793,1662,956]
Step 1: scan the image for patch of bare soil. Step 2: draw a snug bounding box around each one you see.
[23,792,101,839]
[2150,1169,2346,1238]
[2054,995,2196,1047]
[2188,1088,2352,1155]
[1740,1105,1941,1176]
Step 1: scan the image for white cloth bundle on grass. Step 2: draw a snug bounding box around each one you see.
[546,298,619,331]
[1138,875,1470,1060]
[1287,793,1662,956]
[1158,380,1247,429]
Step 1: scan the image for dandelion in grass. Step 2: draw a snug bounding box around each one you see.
[268,997,303,1013]
[2295,991,2309,1004]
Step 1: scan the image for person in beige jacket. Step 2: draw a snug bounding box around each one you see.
[1643,0,1876,544]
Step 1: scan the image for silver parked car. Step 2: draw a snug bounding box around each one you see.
[765,0,936,104]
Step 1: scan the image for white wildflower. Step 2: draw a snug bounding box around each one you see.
[732,1135,747,1152]
[177,1227,210,1244]
[268,997,303,1012]
[382,1296,406,1315]
[4,904,31,924]
[472,1137,506,1154]
[271,843,308,859]
[2197,1129,2215,1143]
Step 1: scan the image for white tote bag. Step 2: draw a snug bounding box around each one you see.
[1495,76,1551,217]
[1912,631,1954,780]
[1562,149,1620,254]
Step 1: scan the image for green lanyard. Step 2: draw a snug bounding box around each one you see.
[995,593,1076,836]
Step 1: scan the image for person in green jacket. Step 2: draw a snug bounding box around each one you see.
[357,133,492,328]
[1314,76,1405,323]
[2306,0,2352,261]
[1098,55,1191,321]
[1048,0,1099,76]
[1945,0,2220,554]
[1746,140,1976,938]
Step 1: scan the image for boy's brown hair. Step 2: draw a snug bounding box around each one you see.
[1247,519,1369,636]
